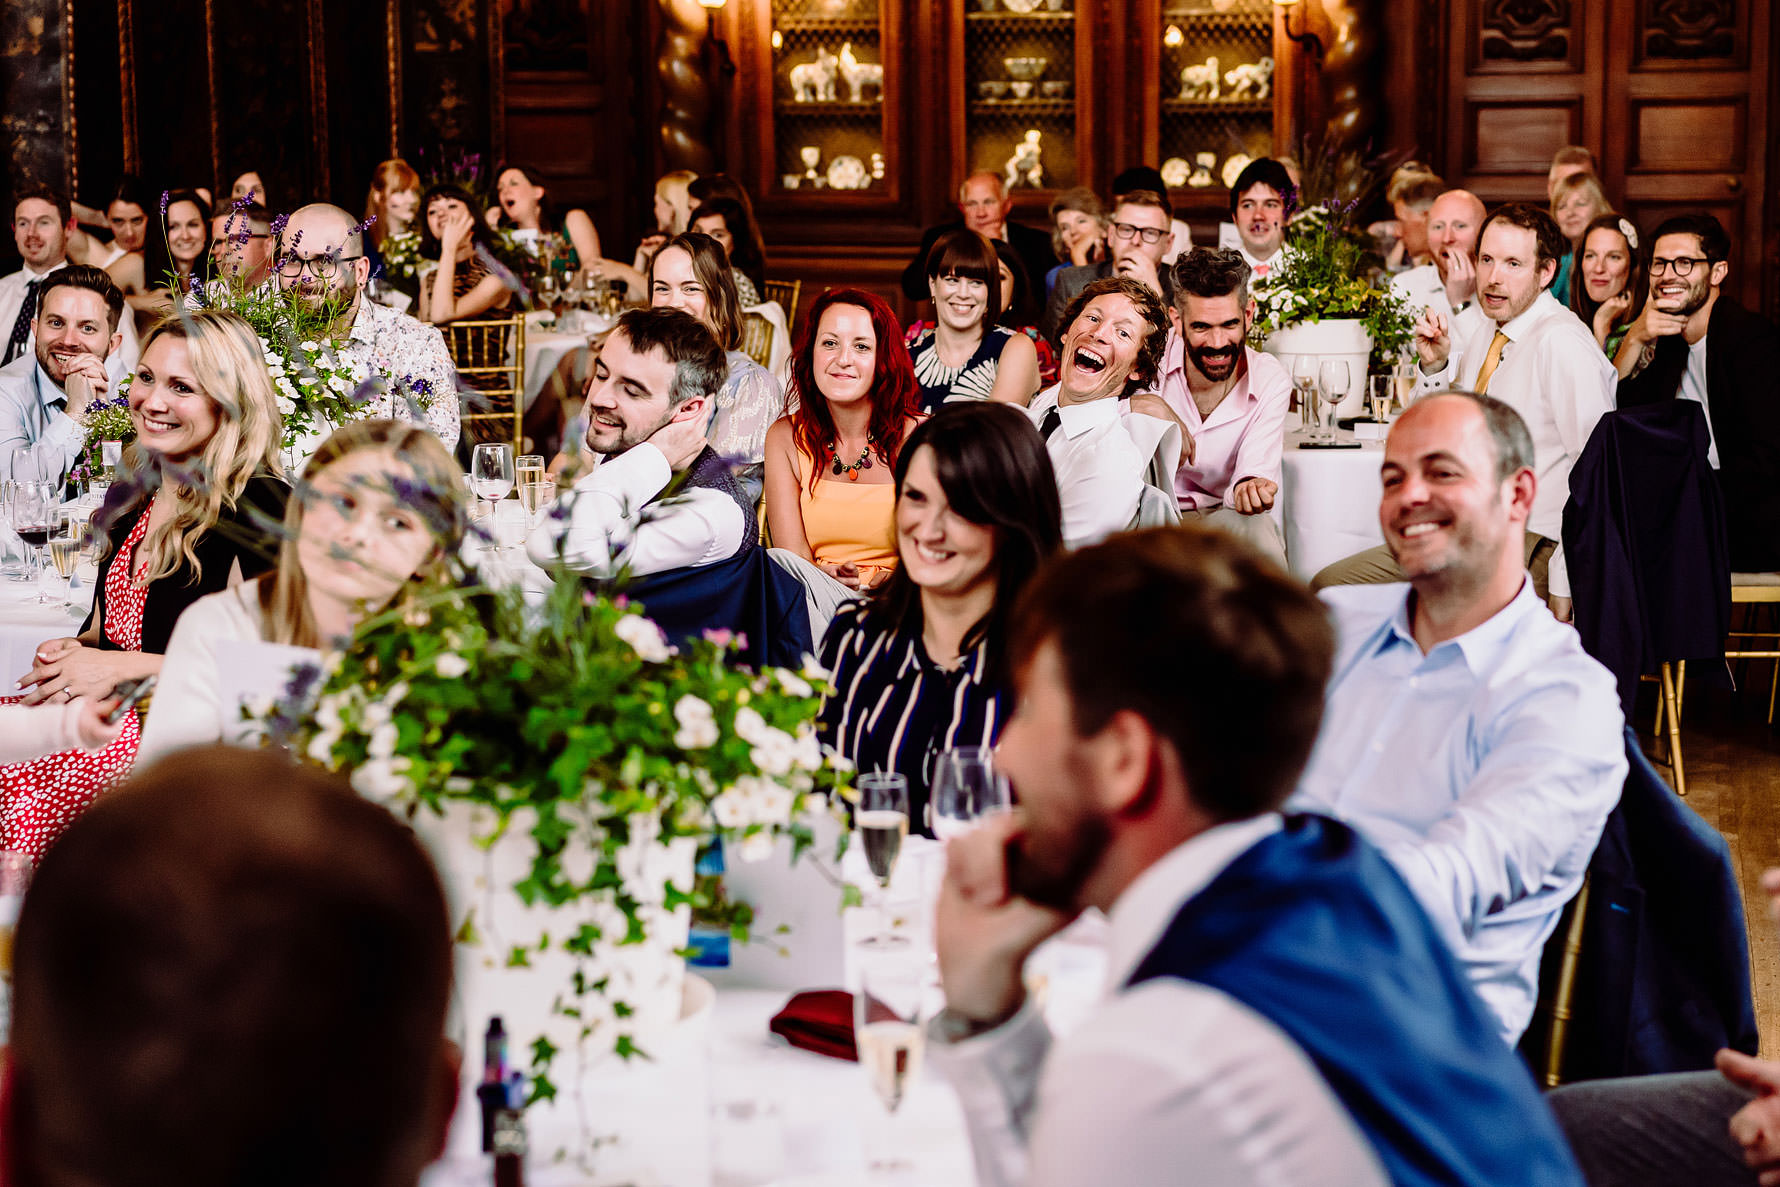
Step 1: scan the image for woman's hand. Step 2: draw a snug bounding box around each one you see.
[1592,291,1632,348]
[72,697,126,750]
[18,643,154,706]
[818,560,864,589]
[439,204,476,248]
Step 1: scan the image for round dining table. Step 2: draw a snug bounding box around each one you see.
[1274,426,1388,581]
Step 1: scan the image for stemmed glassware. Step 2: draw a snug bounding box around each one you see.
[1368,374,1396,423]
[853,949,932,1176]
[13,482,57,602]
[1318,360,1352,442]
[48,512,82,609]
[470,443,514,551]
[856,771,911,949]
[1292,356,1319,437]
[930,747,1010,841]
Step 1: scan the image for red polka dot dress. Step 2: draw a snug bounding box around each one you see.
[0,511,150,861]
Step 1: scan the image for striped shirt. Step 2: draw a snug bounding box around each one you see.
[817,602,1009,834]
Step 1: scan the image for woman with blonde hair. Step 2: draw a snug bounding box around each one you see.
[139,419,468,761]
[4,308,288,858]
[634,170,700,275]
[1550,172,1613,308]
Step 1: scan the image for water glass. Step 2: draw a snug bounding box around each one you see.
[469,443,514,550]
[1291,357,1319,435]
[931,747,1001,841]
[1318,361,1352,441]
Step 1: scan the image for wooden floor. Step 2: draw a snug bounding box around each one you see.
[1635,673,1780,1053]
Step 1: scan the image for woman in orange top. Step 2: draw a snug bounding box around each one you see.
[764,288,922,638]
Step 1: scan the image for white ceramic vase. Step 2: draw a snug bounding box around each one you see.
[1263,317,1373,418]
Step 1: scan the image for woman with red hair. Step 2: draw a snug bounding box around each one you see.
[764,288,922,637]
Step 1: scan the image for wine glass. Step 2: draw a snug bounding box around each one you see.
[855,771,910,950]
[1368,374,1396,423]
[14,482,56,602]
[469,443,514,551]
[1291,356,1319,436]
[1318,360,1351,441]
[931,747,998,841]
[515,453,546,488]
[853,949,931,1175]
[516,478,556,529]
[48,513,81,609]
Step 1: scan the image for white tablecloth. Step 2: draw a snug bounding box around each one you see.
[0,564,97,686]
[1275,427,1387,580]
[523,311,616,410]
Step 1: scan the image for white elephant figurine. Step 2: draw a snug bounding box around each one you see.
[837,42,883,103]
[1179,56,1219,101]
[1224,56,1274,100]
[790,45,839,102]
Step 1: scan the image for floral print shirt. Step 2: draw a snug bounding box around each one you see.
[339,297,462,450]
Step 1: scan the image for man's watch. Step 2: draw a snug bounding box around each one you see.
[933,1006,1016,1044]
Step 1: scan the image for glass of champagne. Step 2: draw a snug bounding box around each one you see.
[853,950,931,1175]
[48,514,81,609]
[856,771,910,950]
[1368,374,1396,423]
[1318,360,1351,441]
[517,478,555,529]
[14,482,56,602]
[469,443,514,552]
[930,747,996,842]
[515,453,546,488]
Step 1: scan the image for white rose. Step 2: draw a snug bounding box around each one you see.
[276,395,296,416]
[613,614,672,663]
[788,728,823,772]
[750,729,798,778]
[711,789,749,830]
[434,653,470,678]
[772,668,814,699]
[752,779,794,825]
[733,706,771,746]
[350,756,411,800]
[672,695,719,749]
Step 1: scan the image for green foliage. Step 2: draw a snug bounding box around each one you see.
[1248,201,1418,360]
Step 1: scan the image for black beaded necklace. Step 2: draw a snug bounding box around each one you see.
[830,437,875,481]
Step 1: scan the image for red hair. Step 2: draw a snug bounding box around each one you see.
[785,288,921,492]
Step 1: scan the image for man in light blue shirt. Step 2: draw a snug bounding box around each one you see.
[0,265,126,487]
[1291,390,1625,1044]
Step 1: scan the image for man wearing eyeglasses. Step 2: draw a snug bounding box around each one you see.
[208,202,275,291]
[1041,190,1174,343]
[275,203,459,451]
[1616,214,1780,572]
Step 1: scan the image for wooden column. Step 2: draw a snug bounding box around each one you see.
[657,0,716,174]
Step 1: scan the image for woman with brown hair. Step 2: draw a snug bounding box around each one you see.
[1569,213,1645,358]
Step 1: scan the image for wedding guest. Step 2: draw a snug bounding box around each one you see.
[818,403,1061,830]
[208,202,275,291]
[528,306,751,577]
[990,241,1056,385]
[1615,213,1780,573]
[1390,189,1490,343]
[1028,276,1182,548]
[0,697,124,762]
[1325,203,1616,618]
[275,203,461,448]
[1110,166,1192,266]
[1571,213,1644,357]
[0,746,457,1187]
[1229,157,1295,277]
[1291,392,1625,1044]
[99,177,152,283]
[908,229,1040,410]
[1548,145,1597,199]
[138,419,466,763]
[1045,186,1108,297]
[928,526,1585,1187]
[634,170,698,273]
[4,309,287,860]
[689,196,767,306]
[416,183,513,325]
[763,289,922,628]
[1550,172,1613,309]
[3,187,140,382]
[362,157,421,274]
[1153,249,1291,566]
[899,172,1056,321]
[648,231,783,503]
[1380,169,1444,272]
[135,190,213,314]
[492,162,603,267]
[0,267,127,487]
[1042,190,1174,341]
[226,169,268,207]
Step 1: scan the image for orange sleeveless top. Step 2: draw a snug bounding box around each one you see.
[794,447,898,579]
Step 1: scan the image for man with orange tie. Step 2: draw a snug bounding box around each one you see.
[1313,204,1614,620]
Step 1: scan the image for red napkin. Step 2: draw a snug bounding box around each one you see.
[769,989,857,1061]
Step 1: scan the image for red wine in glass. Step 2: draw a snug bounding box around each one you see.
[16,525,52,549]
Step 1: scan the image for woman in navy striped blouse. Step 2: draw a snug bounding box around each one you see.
[818,402,1063,833]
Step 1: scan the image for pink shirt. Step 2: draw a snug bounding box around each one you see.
[1153,334,1293,510]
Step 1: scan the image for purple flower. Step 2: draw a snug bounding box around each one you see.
[270,212,290,238]
[159,190,170,218]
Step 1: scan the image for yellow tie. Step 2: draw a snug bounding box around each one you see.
[1472,331,1509,395]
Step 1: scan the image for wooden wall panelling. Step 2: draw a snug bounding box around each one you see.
[0,0,74,272]
[71,0,125,202]
[322,0,400,209]
[403,0,503,160]
[210,0,322,205]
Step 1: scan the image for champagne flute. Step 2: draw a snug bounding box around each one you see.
[48,514,81,609]
[1368,374,1396,423]
[855,771,910,949]
[469,443,514,551]
[1318,360,1351,441]
[515,453,546,488]
[853,950,931,1174]
[516,479,555,528]
[931,747,996,842]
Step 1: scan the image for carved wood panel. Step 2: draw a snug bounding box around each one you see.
[1639,0,1740,63]
[1478,0,1575,67]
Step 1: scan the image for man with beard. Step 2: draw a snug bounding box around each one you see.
[1291,392,1624,1045]
[527,306,751,577]
[1,188,140,380]
[0,267,126,486]
[1040,191,1174,343]
[1228,158,1293,277]
[1389,188,1491,344]
[1152,248,1290,566]
[1614,214,1780,572]
[208,202,276,293]
[274,204,459,449]
[1024,277,1182,547]
[928,524,1587,1187]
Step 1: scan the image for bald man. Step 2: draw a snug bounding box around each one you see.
[900,172,1055,323]
[276,203,460,449]
[1390,190,1491,346]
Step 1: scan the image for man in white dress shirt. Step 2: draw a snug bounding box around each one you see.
[1153,247,1291,566]
[1389,188,1490,344]
[1291,392,1625,1044]
[929,525,1586,1187]
[1025,277,1182,547]
[0,266,127,486]
[528,306,751,578]
[1316,203,1615,619]
[0,188,139,383]
[275,204,461,450]
[1228,158,1293,277]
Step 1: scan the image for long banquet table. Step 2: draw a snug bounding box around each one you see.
[1275,426,1388,581]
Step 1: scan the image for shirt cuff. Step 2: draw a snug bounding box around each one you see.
[928,995,1051,1109]
[45,411,85,452]
[579,441,673,506]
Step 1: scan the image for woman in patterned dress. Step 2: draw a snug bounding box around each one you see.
[906,230,1040,412]
[5,309,288,859]
[417,184,514,326]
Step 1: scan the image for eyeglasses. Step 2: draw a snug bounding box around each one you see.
[1110,221,1167,245]
[1648,255,1712,277]
[275,253,363,280]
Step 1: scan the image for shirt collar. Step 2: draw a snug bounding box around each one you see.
[1105,813,1283,990]
[1057,394,1120,438]
[18,261,66,285]
[1496,289,1561,342]
[1367,574,1540,669]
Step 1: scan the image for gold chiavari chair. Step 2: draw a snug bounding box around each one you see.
[739,311,776,370]
[444,315,526,452]
[762,279,801,330]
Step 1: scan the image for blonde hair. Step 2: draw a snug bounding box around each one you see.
[259,419,468,648]
[129,309,284,585]
[656,170,698,234]
[363,158,421,248]
[1550,172,1613,239]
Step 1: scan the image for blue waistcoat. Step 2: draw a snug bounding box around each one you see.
[1128,814,1583,1187]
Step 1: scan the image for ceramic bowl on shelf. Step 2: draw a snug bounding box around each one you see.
[1009,81,1034,99]
[1004,0,1044,12]
[1040,80,1070,98]
[977,80,1008,99]
[1003,56,1048,81]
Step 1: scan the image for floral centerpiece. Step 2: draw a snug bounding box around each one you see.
[377,228,424,297]
[71,390,135,491]
[1248,199,1418,356]
[277,570,848,1139]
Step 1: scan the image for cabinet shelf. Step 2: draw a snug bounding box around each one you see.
[1160,8,1271,24]
[1161,98,1272,113]
[773,100,886,116]
[964,9,1076,20]
[968,98,1076,114]
[774,16,883,30]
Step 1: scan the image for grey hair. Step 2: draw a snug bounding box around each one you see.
[1422,389,1536,482]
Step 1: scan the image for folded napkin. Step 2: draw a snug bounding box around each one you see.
[769,990,857,1061]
